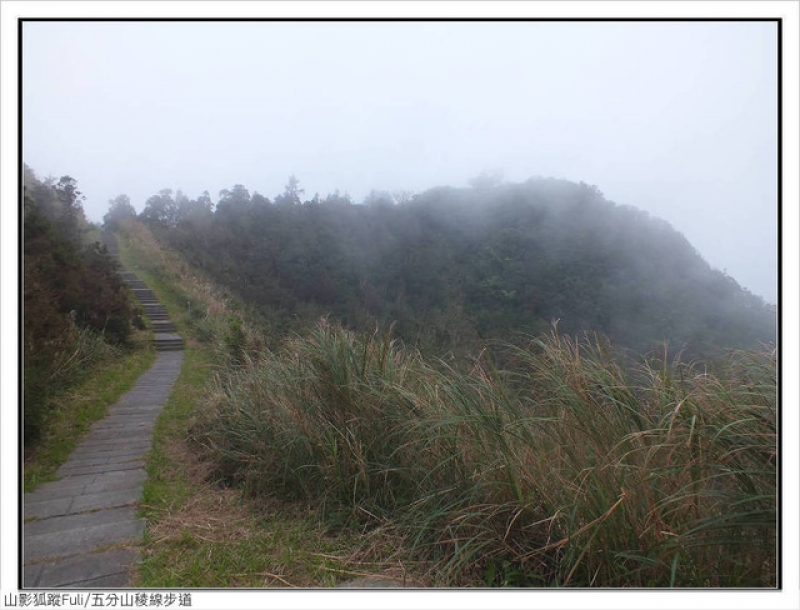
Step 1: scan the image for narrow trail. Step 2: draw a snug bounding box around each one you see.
[23,235,184,588]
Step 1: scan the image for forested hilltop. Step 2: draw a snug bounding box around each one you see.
[115,176,774,359]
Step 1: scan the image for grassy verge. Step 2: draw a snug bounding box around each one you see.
[23,331,156,492]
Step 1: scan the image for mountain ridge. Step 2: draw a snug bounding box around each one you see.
[120,176,774,360]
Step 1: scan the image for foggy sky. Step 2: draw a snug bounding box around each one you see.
[22,20,778,303]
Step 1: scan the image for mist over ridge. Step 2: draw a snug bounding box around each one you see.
[104,172,775,360]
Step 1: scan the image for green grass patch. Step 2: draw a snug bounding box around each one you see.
[137,505,364,588]
[24,332,156,492]
[139,346,212,518]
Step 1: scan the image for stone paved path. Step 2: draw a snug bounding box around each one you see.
[23,351,183,588]
[24,234,184,588]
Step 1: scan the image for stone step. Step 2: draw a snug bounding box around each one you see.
[153,332,183,341]
[151,321,177,332]
[153,332,184,351]
[132,290,157,301]
[147,313,170,321]
[142,305,168,313]
[25,549,139,589]
[155,343,185,352]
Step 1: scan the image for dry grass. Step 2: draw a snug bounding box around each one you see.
[144,461,254,548]
[139,432,422,587]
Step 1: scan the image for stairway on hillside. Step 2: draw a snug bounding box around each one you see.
[104,234,184,352]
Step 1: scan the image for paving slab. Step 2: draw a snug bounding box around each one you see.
[73,438,145,450]
[64,453,148,469]
[69,487,143,513]
[25,518,145,562]
[26,506,137,537]
[71,571,131,589]
[39,473,101,487]
[33,549,139,588]
[26,486,85,503]
[71,453,150,467]
[57,460,144,478]
[107,406,164,414]
[25,497,74,520]
[23,564,43,587]
[70,444,152,460]
[93,414,159,424]
[56,455,109,470]
[105,409,162,417]
[83,470,148,495]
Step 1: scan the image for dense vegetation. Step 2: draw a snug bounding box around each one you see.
[108,181,777,587]
[23,166,138,443]
[134,176,775,361]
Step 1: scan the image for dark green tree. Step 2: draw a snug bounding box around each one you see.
[274,175,304,206]
[103,194,137,230]
[140,188,178,226]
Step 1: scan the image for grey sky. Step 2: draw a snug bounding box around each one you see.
[22,20,778,303]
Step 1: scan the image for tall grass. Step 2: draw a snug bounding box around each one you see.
[192,320,776,587]
[194,321,420,513]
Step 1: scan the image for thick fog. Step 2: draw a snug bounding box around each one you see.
[21,20,777,303]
